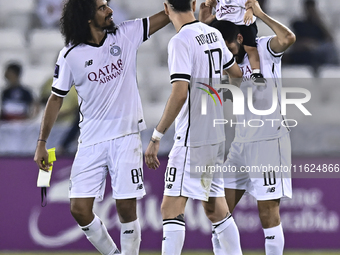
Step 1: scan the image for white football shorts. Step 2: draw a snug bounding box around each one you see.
[224,132,292,200]
[164,142,225,201]
[69,133,145,201]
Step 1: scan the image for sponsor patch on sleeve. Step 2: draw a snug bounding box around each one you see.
[54,64,60,78]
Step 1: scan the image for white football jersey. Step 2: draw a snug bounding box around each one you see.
[215,0,256,25]
[52,18,149,147]
[168,21,235,147]
[233,36,289,143]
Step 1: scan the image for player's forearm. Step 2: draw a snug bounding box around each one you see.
[155,86,187,134]
[38,94,63,141]
[256,12,296,51]
[199,2,216,24]
[245,8,253,15]
[225,63,243,87]
[205,0,217,7]
[148,11,170,36]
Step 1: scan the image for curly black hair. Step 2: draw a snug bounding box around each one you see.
[60,0,97,46]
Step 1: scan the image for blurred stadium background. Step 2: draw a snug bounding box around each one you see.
[0,0,339,254]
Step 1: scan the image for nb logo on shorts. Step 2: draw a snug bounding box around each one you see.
[265,235,275,240]
[136,184,143,190]
[166,184,173,189]
[266,187,276,193]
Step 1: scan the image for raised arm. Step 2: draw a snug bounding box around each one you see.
[245,0,296,53]
[148,11,170,36]
[199,2,216,24]
[34,94,63,171]
[155,81,188,134]
[205,0,217,8]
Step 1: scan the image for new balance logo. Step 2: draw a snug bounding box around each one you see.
[82,227,89,231]
[265,235,275,240]
[85,59,93,67]
[266,187,276,193]
[166,184,173,189]
[136,184,143,190]
[123,230,134,234]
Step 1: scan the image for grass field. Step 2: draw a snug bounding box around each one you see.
[1,251,340,255]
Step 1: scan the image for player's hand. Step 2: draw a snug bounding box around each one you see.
[145,139,160,170]
[205,0,217,7]
[199,2,216,24]
[244,9,254,26]
[34,143,51,172]
[245,0,264,18]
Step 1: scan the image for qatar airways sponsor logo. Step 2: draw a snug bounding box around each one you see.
[87,59,123,84]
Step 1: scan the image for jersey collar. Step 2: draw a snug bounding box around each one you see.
[179,20,199,32]
[86,32,108,47]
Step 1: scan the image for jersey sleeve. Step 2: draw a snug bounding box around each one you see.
[51,50,74,98]
[258,36,284,63]
[168,37,191,84]
[117,18,149,48]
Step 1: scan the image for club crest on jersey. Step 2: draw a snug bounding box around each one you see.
[54,64,59,78]
[110,45,121,56]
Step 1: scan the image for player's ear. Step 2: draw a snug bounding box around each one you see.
[237,33,243,44]
[192,0,197,12]
[164,2,169,15]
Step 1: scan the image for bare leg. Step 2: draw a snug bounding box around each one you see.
[116,198,137,223]
[116,198,141,255]
[203,197,242,255]
[161,195,188,219]
[70,197,95,226]
[258,199,284,255]
[244,45,261,71]
[224,188,246,213]
[70,197,119,255]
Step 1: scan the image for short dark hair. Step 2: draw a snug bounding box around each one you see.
[167,0,192,12]
[6,62,22,77]
[212,20,240,43]
[60,0,97,46]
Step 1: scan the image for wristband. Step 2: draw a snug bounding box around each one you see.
[152,128,164,140]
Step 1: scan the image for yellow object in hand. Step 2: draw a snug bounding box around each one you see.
[37,148,57,187]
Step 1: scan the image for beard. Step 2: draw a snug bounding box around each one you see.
[105,21,117,33]
[104,15,117,33]
[234,43,247,64]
